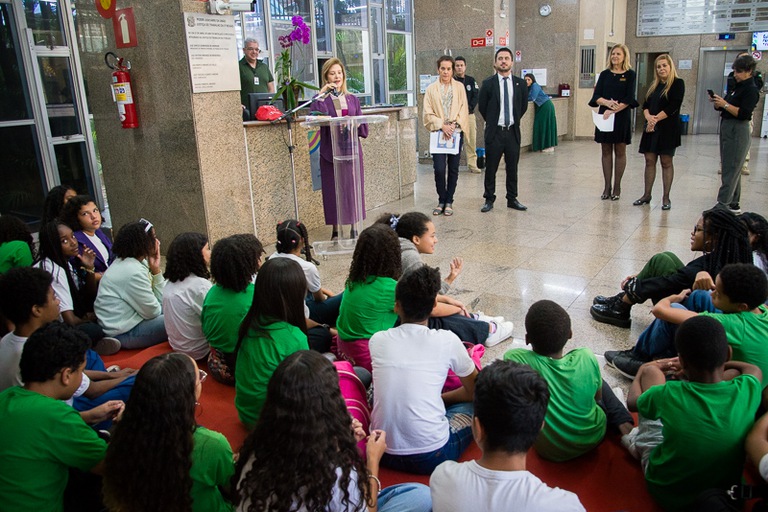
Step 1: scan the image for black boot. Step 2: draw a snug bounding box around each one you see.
[593,292,624,306]
[590,299,632,328]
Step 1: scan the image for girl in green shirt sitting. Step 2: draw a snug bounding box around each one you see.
[235,257,310,428]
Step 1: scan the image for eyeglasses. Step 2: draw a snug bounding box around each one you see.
[139,218,153,233]
[198,369,207,384]
[693,224,705,234]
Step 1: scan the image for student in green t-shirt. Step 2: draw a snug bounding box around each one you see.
[608,263,768,381]
[504,300,634,461]
[201,234,264,385]
[235,257,310,429]
[337,224,403,342]
[103,352,235,512]
[0,215,35,275]
[0,321,108,512]
[626,316,762,511]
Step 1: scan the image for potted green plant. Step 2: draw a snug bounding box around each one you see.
[273,16,318,113]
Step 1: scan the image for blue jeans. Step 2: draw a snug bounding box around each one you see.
[379,483,432,512]
[381,402,474,475]
[634,290,720,360]
[73,349,136,429]
[115,315,167,349]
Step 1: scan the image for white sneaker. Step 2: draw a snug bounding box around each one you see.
[475,311,505,324]
[94,337,121,356]
[485,321,514,347]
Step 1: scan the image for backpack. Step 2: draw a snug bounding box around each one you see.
[442,342,485,392]
[334,360,371,457]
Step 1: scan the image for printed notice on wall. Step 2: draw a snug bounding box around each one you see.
[183,13,239,93]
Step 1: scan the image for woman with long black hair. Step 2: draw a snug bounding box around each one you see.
[103,353,234,512]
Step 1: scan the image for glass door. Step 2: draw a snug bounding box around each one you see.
[0,0,102,228]
[0,2,46,222]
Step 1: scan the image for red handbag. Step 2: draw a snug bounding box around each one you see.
[255,104,283,121]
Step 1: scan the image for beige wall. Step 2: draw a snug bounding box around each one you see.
[515,0,581,137]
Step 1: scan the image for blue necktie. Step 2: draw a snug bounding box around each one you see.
[503,77,510,127]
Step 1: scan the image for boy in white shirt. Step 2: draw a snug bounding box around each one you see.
[370,265,477,475]
[430,360,585,511]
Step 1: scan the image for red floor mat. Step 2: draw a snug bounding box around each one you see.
[100,345,662,510]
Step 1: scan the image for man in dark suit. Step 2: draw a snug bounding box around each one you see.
[478,47,529,212]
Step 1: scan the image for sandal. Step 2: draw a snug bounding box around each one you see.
[432,204,445,216]
[443,204,454,216]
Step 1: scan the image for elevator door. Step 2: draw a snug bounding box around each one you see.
[694,49,746,135]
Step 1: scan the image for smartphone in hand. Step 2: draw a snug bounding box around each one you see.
[707,89,715,98]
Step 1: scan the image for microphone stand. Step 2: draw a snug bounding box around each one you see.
[273,89,333,222]
[272,88,333,266]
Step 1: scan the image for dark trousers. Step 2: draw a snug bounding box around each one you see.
[307,326,333,353]
[77,322,104,345]
[484,127,520,203]
[433,142,462,204]
[597,379,633,429]
[428,314,489,344]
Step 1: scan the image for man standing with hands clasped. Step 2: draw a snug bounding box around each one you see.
[454,57,481,174]
[478,47,529,212]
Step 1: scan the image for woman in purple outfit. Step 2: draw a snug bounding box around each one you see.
[311,58,369,240]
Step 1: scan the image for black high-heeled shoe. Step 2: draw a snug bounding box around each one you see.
[601,192,611,200]
[633,197,651,206]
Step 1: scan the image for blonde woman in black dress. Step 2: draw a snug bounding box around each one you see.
[589,44,638,201]
[633,54,685,210]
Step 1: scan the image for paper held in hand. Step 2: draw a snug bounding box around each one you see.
[429,130,461,155]
[592,110,615,132]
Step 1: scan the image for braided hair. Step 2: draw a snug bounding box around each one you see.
[740,212,768,270]
[35,220,85,315]
[276,219,313,263]
[702,208,752,275]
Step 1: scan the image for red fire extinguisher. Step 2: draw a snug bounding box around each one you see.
[105,52,139,129]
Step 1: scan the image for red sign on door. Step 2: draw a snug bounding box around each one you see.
[113,8,137,48]
[471,38,486,47]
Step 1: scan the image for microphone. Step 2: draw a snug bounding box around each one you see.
[315,87,335,99]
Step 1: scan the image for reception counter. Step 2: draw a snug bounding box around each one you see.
[244,106,418,235]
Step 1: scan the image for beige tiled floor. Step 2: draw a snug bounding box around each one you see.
[308,134,767,389]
